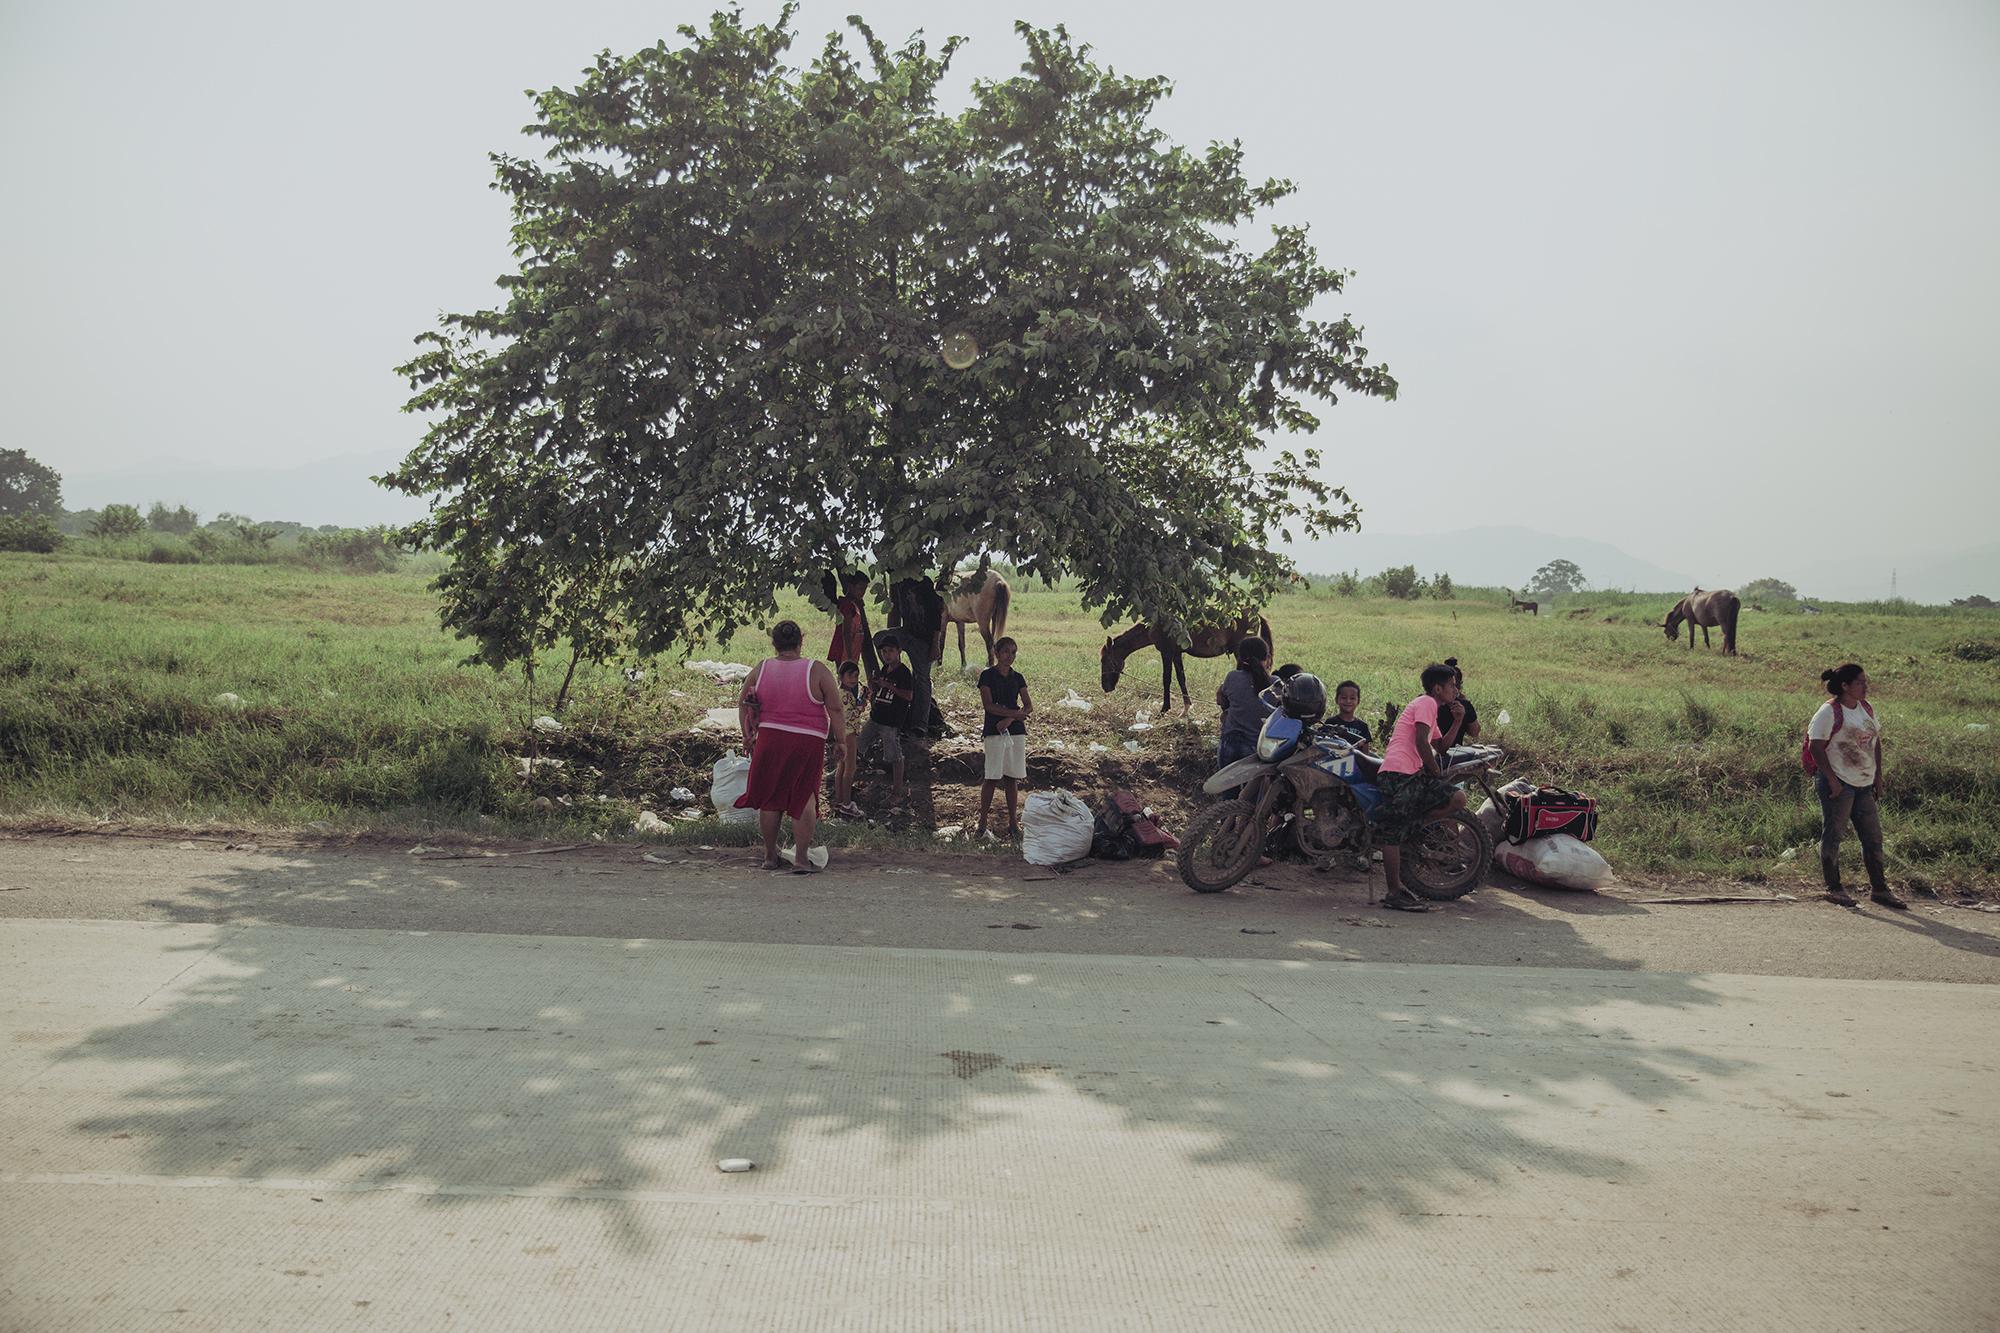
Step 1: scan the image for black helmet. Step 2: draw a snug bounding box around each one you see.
[1281,672,1327,721]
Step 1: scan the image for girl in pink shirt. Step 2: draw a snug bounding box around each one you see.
[1374,663,1466,912]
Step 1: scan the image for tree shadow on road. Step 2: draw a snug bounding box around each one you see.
[43,846,1750,1257]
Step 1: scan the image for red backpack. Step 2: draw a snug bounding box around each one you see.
[1800,700,1874,775]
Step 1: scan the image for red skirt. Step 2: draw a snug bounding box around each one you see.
[736,727,825,820]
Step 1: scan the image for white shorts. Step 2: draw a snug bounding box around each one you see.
[983,733,1027,781]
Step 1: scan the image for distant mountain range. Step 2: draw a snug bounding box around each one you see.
[61,453,1996,605]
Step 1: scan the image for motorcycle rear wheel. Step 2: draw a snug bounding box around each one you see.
[1401,810,1493,900]
[1178,799,1263,893]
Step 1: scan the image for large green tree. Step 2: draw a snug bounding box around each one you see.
[386,8,1396,669]
[0,449,62,519]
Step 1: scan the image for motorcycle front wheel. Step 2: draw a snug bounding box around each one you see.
[1178,799,1263,893]
[1401,810,1493,900]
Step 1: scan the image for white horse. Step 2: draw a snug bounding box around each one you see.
[941,564,1012,669]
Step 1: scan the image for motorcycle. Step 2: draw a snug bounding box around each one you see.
[1177,700,1508,899]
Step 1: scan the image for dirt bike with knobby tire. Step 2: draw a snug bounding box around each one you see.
[1178,705,1507,900]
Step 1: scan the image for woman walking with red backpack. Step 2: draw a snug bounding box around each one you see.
[1805,663,1904,909]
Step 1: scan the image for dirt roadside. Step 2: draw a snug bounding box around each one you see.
[4,831,1997,985]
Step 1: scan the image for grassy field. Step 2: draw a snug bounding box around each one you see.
[3,551,1997,890]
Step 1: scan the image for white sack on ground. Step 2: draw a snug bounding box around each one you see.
[710,751,755,825]
[1021,791,1095,865]
[1496,834,1616,890]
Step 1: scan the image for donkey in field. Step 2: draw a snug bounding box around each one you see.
[1664,587,1741,655]
[1508,591,1539,615]
[1101,615,1274,714]
[941,562,1012,669]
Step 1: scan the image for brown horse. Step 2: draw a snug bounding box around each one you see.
[941,564,1012,669]
[1101,615,1274,713]
[1663,587,1740,655]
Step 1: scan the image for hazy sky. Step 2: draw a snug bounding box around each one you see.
[4,0,1996,582]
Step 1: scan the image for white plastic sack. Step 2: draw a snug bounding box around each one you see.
[1495,834,1616,891]
[1472,798,1506,846]
[685,659,751,684]
[1021,791,1095,865]
[710,751,755,825]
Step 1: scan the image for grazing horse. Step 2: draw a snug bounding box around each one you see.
[1663,587,1741,655]
[1101,615,1274,713]
[1508,591,1539,615]
[941,564,1012,669]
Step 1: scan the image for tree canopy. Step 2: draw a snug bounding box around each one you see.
[1739,576,1797,602]
[1526,559,1586,597]
[0,449,61,519]
[385,8,1396,669]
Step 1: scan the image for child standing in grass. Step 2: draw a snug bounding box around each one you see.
[830,660,865,819]
[860,632,913,805]
[977,637,1033,840]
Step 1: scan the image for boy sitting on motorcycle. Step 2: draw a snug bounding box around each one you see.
[1374,664,1470,912]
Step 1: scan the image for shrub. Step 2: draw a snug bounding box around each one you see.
[1331,570,1359,597]
[1431,572,1454,600]
[146,503,200,534]
[300,526,402,573]
[88,503,145,538]
[144,541,200,564]
[1944,640,2000,663]
[1951,594,1995,609]
[1377,564,1427,600]
[0,514,62,553]
[1740,577,1798,602]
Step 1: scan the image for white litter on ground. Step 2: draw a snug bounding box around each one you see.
[1495,709,1512,726]
[1121,739,1141,752]
[694,707,740,732]
[212,692,243,708]
[684,660,751,683]
[632,811,669,834]
[1057,689,1094,712]
[531,715,562,734]
[1088,742,1110,754]
[670,787,697,803]
[778,845,831,869]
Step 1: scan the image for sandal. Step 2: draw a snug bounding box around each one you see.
[791,863,822,875]
[1382,889,1432,913]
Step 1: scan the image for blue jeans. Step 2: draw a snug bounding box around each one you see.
[1217,734,1256,769]
[1815,774,1887,895]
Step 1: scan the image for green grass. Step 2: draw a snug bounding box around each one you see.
[3,551,1997,888]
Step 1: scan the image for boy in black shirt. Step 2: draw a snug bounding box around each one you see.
[861,632,913,802]
[977,636,1033,840]
[1323,680,1375,751]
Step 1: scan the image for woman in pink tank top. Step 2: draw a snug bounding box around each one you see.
[735,620,844,872]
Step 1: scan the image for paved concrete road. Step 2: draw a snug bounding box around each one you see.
[4,909,1997,1330]
[7,835,2000,981]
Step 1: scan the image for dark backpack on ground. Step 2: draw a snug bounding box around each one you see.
[1504,786,1598,844]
